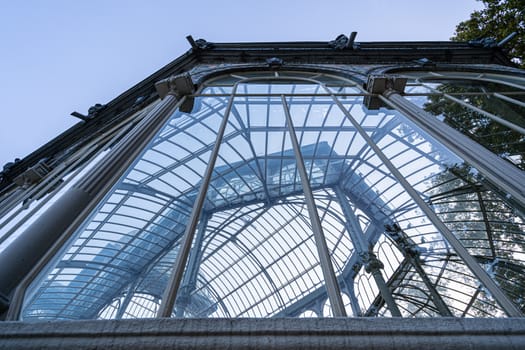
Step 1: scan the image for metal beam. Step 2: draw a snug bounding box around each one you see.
[334,186,402,317]
[376,90,523,317]
[2,95,181,320]
[281,95,346,317]
[326,85,523,317]
[157,91,236,318]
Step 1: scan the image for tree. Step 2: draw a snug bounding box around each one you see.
[427,164,525,316]
[423,80,525,171]
[451,0,525,68]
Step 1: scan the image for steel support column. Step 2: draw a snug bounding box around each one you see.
[0,108,145,246]
[345,282,361,317]
[326,86,522,317]
[281,95,347,317]
[381,91,525,208]
[157,90,236,318]
[334,185,401,317]
[175,212,209,317]
[2,94,182,320]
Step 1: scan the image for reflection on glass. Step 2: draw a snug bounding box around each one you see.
[20,71,525,321]
[406,77,525,170]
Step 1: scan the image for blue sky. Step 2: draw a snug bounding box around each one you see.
[0,0,483,167]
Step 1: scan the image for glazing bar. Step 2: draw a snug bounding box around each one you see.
[381,91,525,210]
[4,94,182,320]
[334,186,401,317]
[157,92,236,318]
[327,87,522,317]
[281,95,347,317]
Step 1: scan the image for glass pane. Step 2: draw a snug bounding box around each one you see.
[19,71,525,321]
[172,94,352,318]
[405,77,525,170]
[21,96,229,320]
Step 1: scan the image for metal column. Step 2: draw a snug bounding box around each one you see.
[345,282,362,317]
[281,95,347,317]
[2,94,182,320]
[325,85,522,317]
[334,186,401,317]
[157,91,236,318]
[175,212,209,317]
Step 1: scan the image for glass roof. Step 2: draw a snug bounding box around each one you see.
[21,71,525,320]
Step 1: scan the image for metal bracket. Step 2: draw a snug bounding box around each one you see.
[155,73,195,113]
[413,57,435,68]
[385,224,421,257]
[362,251,385,273]
[266,57,284,69]
[71,103,106,121]
[70,111,90,121]
[155,73,195,99]
[329,32,358,50]
[186,35,214,50]
[364,75,407,110]
[13,158,53,188]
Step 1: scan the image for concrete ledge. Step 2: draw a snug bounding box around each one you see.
[1,318,525,349]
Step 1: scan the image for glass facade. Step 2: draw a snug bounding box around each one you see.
[2,69,525,321]
[402,72,525,170]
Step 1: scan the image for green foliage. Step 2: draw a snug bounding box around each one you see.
[429,164,525,315]
[423,80,525,170]
[451,0,525,67]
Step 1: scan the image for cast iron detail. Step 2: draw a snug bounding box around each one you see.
[186,35,214,50]
[266,57,284,68]
[329,32,357,50]
[13,158,53,188]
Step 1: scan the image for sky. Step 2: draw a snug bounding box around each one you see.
[0,0,484,168]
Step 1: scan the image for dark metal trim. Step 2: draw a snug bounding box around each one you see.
[0,39,515,192]
[1,318,525,349]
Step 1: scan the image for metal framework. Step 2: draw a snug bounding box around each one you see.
[0,68,522,321]
[0,39,525,347]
